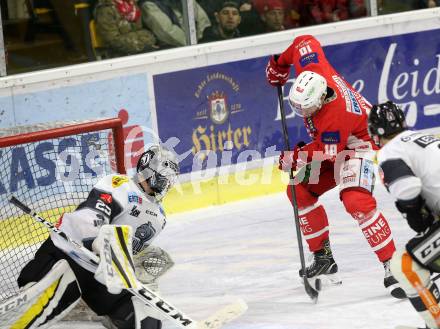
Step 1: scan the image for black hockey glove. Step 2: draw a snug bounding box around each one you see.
[395,195,434,233]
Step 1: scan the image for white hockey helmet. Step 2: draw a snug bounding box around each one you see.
[288,70,327,117]
[135,145,179,201]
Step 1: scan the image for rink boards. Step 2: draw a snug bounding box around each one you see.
[0,8,439,215]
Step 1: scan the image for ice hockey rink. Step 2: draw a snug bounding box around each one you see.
[51,183,423,329]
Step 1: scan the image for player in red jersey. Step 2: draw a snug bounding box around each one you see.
[266,34,405,298]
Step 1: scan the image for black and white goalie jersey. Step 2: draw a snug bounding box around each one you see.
[51,174,166,271]
[377,130,440,214]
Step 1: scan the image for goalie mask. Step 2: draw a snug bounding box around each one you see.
[288,70,327,118]
[368,101,407,141]
[135,145,179,200]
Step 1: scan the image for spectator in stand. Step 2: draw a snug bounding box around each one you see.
[254,0,303,29]
[257,0,287,32]
[349,0,367,18]
[94,0,157,58]
[302,0,349,26]
[286,1,303,28]
[415,0,440,8]
[200,1,242,42]
[237,1,266,36]
[139,0,211,48]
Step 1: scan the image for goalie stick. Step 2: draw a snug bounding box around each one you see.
[276,84,320,302]
[9,196,248,329]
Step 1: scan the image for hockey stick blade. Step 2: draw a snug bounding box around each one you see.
[304,278,319,303]
[395,326,427,329]
[197,299,248,329]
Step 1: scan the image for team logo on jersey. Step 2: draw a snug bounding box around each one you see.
[133,222,156,253]
[100,193,113,204]
[128,192,142,204]
[321,131,340,144]
[300,53,319,68]
[112,175,128,188]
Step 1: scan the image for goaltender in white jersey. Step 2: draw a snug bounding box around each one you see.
[6,145,179,329]
[369,101,440,329]
[51,172,168,272]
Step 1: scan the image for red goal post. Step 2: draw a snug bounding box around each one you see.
[0,118,126,302]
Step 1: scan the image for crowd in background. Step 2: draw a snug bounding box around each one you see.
[94,0,373,58]
[4,0,439,67]
[95,0,440,58]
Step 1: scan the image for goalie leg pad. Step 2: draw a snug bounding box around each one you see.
[0,259,81,329]
[391,250,440,328]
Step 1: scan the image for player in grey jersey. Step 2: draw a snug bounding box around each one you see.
[368,101,440,329]
[13,145,179,329]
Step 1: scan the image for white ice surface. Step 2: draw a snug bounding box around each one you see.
[52,184,423,329]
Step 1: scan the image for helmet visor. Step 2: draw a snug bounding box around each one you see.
[289,100,320,118]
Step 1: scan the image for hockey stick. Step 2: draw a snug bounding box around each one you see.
[276,84,319,302]
[9,196,248,329]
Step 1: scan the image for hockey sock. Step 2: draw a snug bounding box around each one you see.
[358,211,395,262]
[298,204,329,252]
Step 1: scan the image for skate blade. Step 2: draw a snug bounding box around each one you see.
[300,273,342,290]
[317,273,342,286]
[395,326,428,329]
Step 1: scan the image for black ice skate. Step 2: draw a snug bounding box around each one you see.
[299,240,342,286]
[383,260,407,299]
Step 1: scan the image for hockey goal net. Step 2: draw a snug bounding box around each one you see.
[0,118,125,303]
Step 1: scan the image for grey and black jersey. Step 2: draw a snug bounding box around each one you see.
[377,130,440,214]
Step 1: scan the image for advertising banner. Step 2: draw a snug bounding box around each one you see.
[1,73,154,173]
[154,29,440,174]
[0,73,154,203]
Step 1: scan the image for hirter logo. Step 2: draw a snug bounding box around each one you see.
[296,86,304,93]
[100,194,113,204]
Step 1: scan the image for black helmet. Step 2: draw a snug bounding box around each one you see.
[368,101,407,138]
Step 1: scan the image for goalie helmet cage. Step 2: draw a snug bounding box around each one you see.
[0,118,126,302]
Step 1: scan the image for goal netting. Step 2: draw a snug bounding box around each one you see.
[0,118,125,303]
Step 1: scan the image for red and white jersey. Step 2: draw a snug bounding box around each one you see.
[51,174,166,271]
[279,35,375,161]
